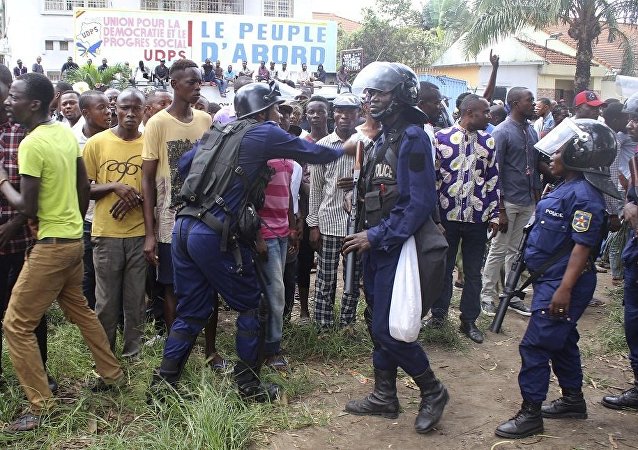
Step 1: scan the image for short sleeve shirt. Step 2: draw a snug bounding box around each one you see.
[18,122,83,240]
[83,129,145,237]
[142,109,212,243]
[524,178,606,281]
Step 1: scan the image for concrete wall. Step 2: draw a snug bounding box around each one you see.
[430,66,479,88]
[477,64,538,95]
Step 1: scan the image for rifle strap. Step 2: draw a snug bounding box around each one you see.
[518,240,575,291]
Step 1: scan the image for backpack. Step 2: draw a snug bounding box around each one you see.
[178,118,268,250]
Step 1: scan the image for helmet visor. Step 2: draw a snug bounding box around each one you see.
[534,118,589,158]
[352,62,403,96]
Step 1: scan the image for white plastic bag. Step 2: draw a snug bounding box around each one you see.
[389,235,422,342]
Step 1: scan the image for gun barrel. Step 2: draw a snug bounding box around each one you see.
[489,293,510,333]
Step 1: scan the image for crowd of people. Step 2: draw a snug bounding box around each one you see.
[0,52,636,443]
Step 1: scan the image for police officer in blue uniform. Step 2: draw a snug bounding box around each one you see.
[342,62,448,435]
[495,119,622,439]
[602,92,638,411]
[150,82,354,401]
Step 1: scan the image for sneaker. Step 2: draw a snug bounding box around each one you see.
[145,334,164,347]
[481,301,497,317]
[508,300,532,316]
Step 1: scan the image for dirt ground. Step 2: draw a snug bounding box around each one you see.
[263,273,637,450]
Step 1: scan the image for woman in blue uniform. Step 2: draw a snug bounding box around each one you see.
[496,119,622,439]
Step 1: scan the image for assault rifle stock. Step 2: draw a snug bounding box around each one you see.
[344,141,364,295]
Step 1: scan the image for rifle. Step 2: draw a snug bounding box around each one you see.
[489,221,533,333]
[344,140,364,295]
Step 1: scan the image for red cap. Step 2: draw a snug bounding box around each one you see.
[573,90,606,108]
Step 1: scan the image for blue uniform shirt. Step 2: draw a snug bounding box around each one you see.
[524,178,606,283]
[178,121,344,222]
[366,125,437,252]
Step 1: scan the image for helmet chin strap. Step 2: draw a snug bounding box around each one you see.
[370,98,401,121]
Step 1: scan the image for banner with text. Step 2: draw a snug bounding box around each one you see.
[74,8,337,71]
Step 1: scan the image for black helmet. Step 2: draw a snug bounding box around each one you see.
[352,61,427,124]
[564,119,621,199]
[622,92,638,116]
[234,80,285,119]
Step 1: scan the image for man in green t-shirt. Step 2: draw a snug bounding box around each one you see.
[0,73,123,432]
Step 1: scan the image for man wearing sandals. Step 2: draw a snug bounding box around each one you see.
[0,73,123,432]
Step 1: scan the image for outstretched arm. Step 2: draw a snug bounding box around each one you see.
[482,50,500,102]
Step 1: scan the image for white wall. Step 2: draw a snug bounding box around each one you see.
[477,64,539,95]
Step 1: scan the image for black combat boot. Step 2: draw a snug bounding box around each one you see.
[412,367,449,434]
[345,368,400,419]
[234,361,280,403]
[602,381,638,411]
[495,400,544,439]
[542,388,587,419]
[146,369,176,405]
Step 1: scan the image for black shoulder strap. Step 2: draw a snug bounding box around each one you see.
[519,239,575,290]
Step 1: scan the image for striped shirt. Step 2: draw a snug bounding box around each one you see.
[259,159,293,239]
[307,131,371,236]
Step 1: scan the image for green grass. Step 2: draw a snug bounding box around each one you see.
[596,287,629,355]
[0,297,469,449]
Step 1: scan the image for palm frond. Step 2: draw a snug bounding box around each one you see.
[65,63,131,90]
[463,0,570,56]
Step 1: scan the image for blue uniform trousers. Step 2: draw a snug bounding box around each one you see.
[363,247,430,377]
[159,217,261,381]
[518,273,595,403]
[623,233,638,379]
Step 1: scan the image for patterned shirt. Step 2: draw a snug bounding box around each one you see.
[435,125,500,223]
[0,121,32,255]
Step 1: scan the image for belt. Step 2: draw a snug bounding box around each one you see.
[37,237,82,244]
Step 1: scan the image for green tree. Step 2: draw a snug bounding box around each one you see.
[339,5,439,68]
[462,0,638,93]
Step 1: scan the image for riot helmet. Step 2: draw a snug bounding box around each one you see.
[352,61,427,124]
[622,91,638,116]
[535,118,621,198]
[234,80,285,119]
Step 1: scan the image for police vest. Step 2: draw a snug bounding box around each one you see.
[359,121,448,317]
[361,125,405,229]
[178,119,271,249]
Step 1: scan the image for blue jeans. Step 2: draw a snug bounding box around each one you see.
[431,220,487,322]
[261,237,288,356]
[213,78,227,93]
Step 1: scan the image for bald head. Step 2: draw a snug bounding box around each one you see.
[117,87,145,104]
